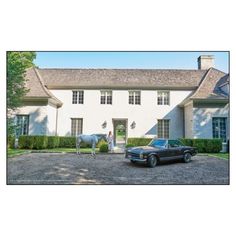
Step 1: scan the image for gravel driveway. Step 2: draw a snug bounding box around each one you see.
[7,153,229,185]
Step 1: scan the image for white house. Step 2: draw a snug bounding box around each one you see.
[14,55,229,149]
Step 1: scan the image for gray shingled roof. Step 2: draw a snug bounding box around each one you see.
[191,68,229,100]
[24,68,62,107]
[37,68,207,89]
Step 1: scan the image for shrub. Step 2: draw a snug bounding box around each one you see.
[127,138,152,146]
[47,136,60,149]
[18,135,48,149]
[18,135,34,149]
[99,143,108,152]
[125,143,135,148]
[179,138,222,153]
[59,136,76,148]
[8,135,15,149]
[97,139,108,148]
[32,136,48,149]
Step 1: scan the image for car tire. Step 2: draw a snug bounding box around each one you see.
[183,153,192,163]
[147,155,157,168]
[130,160,136,164]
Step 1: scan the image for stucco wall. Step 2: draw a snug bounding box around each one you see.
[184,102,193,138]
[15,105,48,135]
[51,89,192,138]
[193,103,229,141]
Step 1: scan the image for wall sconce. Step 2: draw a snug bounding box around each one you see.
[131,121,136,129]
[102,121,107,129]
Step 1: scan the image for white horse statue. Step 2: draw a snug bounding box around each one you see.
[76,134,107,157]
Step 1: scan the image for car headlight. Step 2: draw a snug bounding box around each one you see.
[140,152,144,158]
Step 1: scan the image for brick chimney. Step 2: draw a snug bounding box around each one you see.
[198,55,214,70]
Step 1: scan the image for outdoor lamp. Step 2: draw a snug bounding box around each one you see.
[131,121,136,129]
[102,121,107,128]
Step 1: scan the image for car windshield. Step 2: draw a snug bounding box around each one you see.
[148,139,167,148]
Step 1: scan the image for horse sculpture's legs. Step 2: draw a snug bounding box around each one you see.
[91,142,96,158]
[77,139,81,156]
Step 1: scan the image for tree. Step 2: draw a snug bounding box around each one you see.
[7,52,36,137]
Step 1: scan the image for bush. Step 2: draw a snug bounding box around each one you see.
[18,135,48,149]
[18,135,34,149]
[99,143,108,152]
[97,139,108,148]
[59,136,76,148]
[8,135,15,149]
[125,143,135,148]
[179,138,222,153]
[47,136,60,149]
[127,138,152,147]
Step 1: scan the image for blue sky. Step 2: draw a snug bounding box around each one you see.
[34,52,229,73]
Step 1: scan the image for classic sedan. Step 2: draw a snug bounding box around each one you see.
[125,139,197,167]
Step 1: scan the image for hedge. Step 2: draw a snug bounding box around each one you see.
[18,135,48,149]
[127,138,152,146]
[179,138,222,153]
[18,135,93,149]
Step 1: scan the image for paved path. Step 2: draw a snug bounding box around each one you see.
[7,153,229,185]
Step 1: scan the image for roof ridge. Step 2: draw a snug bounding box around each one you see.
[37,68,206,71]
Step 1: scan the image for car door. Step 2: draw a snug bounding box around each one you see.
[168,140,183,159]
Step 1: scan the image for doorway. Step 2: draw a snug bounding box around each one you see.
[112,119,128,147]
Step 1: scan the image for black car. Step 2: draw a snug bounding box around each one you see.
[125,139,197,167]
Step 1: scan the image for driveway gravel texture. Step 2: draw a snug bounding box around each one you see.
[7,153,229,185]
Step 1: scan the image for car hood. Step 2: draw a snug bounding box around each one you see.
[127,146,161,154]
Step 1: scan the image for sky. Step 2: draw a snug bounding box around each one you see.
[34,52,229,73]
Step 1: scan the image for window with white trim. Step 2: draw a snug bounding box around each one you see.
[100,91,112,104]
[157,119,170,138]
[129,91,141,105]
[72,91,84,104]
[16,115,29,137]
[157,91,170,105]
[71,118,83,136]
[212,117,227,142]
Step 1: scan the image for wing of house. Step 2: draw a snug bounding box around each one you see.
[13,55,229,150]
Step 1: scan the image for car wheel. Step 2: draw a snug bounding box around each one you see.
[130,160,136,164]
[147,155,157,168]
[183,153,192,163]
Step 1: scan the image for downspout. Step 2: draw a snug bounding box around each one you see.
[55,107,58,136]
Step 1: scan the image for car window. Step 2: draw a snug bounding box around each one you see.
[149,139,167,148]
[168,140,183,148]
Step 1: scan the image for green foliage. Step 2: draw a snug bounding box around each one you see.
[97,139,108,148]
[7,52,36,112]
[18,135,34,149]
[127,138,152,146]
[47,136,60,149]
[125,143,135,148]
[8,135,15,149]
[18,135,48,149]
[99,143,108,152]
[179,138,222,153]
[59,136,76,148]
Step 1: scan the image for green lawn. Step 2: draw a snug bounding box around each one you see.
[8,148,99,157]
[200,153,229,160]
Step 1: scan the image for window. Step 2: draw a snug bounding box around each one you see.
[16,115,29,137]
[212,117,227,142]
[157,91,170,105]
[168,140,183,148]
[71,118,83,136]
[129,91,141,105]
[72,91,84,104]
[157,119,169,138]
[100,91,112,104]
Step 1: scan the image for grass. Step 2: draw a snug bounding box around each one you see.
[8,148,99,157]
[200,153,229,159]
